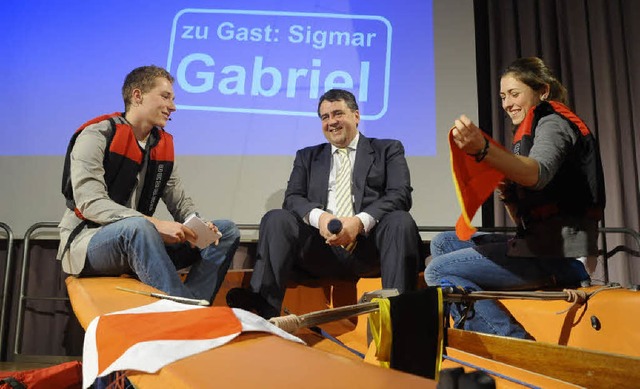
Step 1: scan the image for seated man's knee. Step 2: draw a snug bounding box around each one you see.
[106,217,163,248]
[383,210,418,231]
[260,209,296,229]
[120,216,156,235]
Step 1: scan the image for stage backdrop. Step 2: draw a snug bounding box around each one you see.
[0,0,478,238]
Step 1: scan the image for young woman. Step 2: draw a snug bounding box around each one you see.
[425,57,605,338]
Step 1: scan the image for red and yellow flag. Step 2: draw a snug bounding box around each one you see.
[449,129,505,240]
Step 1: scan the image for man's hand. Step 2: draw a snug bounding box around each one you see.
[324,216,363,247]
[146,216,196,245]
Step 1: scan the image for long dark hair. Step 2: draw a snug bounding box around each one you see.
[502,57,568,105]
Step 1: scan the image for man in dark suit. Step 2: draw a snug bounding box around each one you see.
[227,89,422,319]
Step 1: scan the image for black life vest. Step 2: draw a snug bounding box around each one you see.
[61,112,175,220]
[511,101,605,221]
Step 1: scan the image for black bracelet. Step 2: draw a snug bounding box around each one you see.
[468,137,489,162]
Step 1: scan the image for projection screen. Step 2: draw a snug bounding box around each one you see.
[0,0,478,238]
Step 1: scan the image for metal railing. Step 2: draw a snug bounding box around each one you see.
[13,221,78,363]
[597,227,640,284]
[0,222,14,360]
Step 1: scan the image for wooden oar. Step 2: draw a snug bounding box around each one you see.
[270,301,379,333]
[447,328,640,388]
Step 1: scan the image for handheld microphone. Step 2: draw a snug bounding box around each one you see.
[328,219,343,234]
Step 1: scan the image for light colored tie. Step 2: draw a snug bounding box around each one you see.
[334,148,354,217]
[334,148,356,252]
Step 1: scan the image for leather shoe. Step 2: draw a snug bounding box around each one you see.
[226,288,279,319]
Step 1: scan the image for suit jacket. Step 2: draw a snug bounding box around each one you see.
[283,133,413,222]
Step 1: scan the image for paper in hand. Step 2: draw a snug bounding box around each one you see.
[183,214,221,249]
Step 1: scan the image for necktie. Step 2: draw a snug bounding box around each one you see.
[334,148,356,252]
[334,148,354,218]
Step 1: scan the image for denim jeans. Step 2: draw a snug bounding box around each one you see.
[424,231,590,338]
[83,217,240,302]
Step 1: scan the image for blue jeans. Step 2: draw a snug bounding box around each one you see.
[83,217,240,302]
[424,231,589,338]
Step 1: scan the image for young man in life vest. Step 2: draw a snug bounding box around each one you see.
[57,65,240,303]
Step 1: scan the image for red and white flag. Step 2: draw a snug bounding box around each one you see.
[82,300,303,388]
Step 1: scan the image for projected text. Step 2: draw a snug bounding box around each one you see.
[167,9,392,119]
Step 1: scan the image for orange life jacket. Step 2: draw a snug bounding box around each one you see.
[61,112,175,219]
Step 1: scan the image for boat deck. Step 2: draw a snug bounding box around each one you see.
[66,272,640,388]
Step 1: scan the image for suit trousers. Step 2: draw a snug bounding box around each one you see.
[250,209,422,314]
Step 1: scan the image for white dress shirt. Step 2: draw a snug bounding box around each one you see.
[307,132,376,234]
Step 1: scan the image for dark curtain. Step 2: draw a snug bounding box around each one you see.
[474,0,640,286]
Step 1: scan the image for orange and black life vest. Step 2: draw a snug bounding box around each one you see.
[61,112,175,219]
[511,101,605,222]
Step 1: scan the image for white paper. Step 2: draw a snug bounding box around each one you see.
[183,214,221,249]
